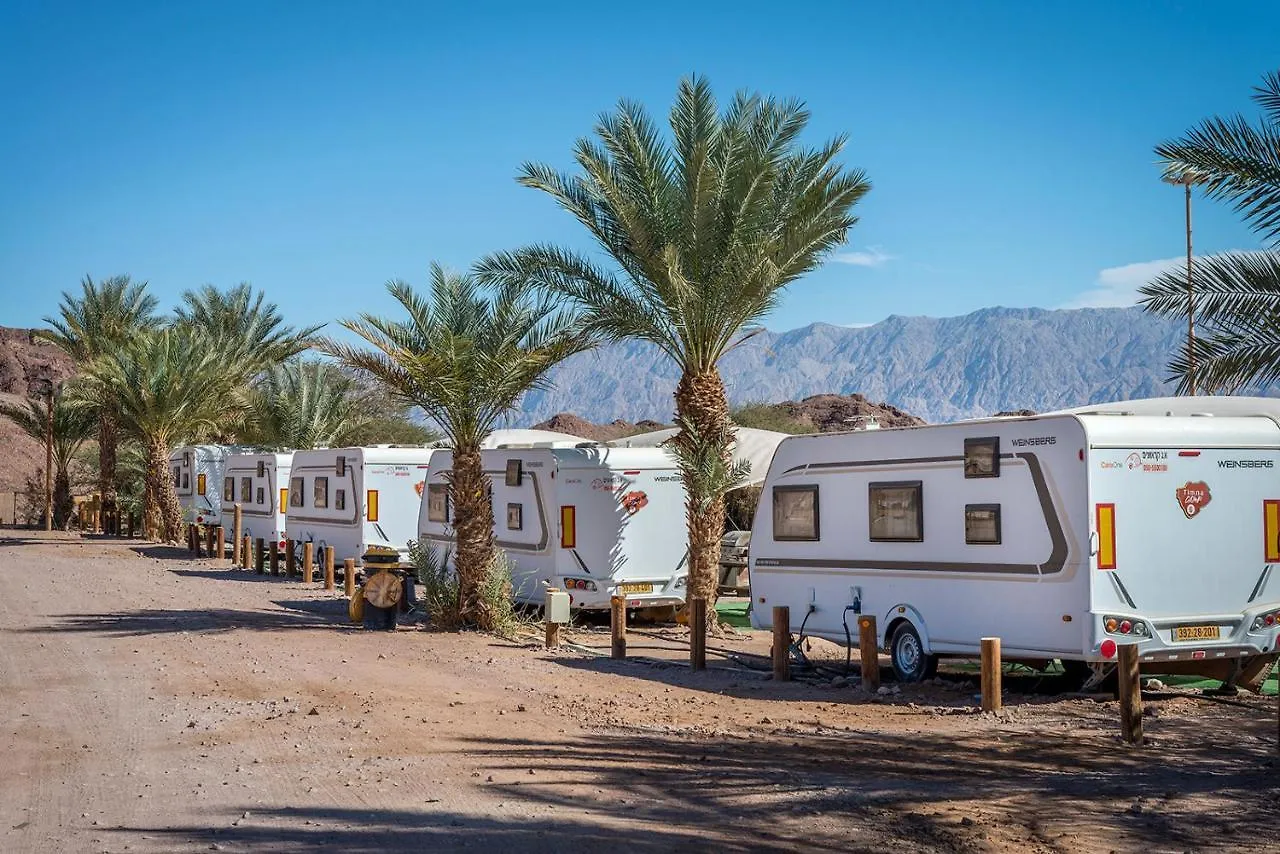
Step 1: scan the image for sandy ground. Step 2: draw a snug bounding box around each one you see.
[0,532,1276,853]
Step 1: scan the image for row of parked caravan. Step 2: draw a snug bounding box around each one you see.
[168,431,722,611]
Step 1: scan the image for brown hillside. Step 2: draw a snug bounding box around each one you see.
[0,328,79,509]
[780,393,926,432]
[531,413,667,442]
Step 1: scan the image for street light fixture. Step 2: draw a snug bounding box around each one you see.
[1162,169,1205,395]
[27,371,55,532]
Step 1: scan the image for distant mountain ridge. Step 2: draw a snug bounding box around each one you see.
[516,305,1221,425]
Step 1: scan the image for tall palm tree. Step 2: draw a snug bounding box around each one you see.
[325,265,592,629]
[85,329,237,541]
[479,76,870,611]
[173,283,324,371]
[0,389,97,528]
[1140,71,1280,392]
[244,360,375,449]
[41,275,159,527]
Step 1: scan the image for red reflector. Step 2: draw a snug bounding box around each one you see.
[1178,450,1201,457]
[1119,620,1132,634]
[196,516,204,523]
[623,470,641,475]
[1100,639,1117,659]
[1078,449,1084,461]
[1192,650,1206,660]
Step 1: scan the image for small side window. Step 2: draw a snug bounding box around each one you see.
[427,484,449,523]
[507,502,523,530]
[965,504,1002,544]
[256,487,265,506]
[290,476,304,507]
[869,481,923,542]
[181,472,190,490]
[257,460,266,477]
[223,477,234,502]
[240,477,252,503]
[336,455,346,476]
[505,459,523,487]
[964,437,1000,478]
[173,466,181,488]
[335,489,346,511]
[314,477,329,509]
[772,485,819,541]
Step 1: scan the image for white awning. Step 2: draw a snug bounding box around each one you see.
[607,426,790,486]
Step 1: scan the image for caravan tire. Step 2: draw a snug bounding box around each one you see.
[890,622,937,683]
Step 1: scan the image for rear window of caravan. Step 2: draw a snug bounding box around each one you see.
[772,485,819,541]
[314,477,329,509]
[965,503,1001,544]
[223,477,234,502]
[427,484,449,523]
[290,477,304,507]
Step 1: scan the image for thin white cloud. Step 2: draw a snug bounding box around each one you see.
[832,246,896,268]
[1058,254,1253,309]
[842,321,875,328]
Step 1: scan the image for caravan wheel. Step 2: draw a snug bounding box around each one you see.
[890,622,937,683]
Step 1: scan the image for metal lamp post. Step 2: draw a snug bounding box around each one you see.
[1163,171,1203,395]
[28,375,55,531]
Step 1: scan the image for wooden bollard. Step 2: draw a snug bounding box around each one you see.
[772,605,791,682]
[344,558,356,598]
[302,542,314,584]
[187,524,197,555]
[981,637,1002,712]
[690,597,707,671]
[231,504,242,565]
[241,535,252,570]
[254,537,265,573]
[859,615,880,692]
[285,539,296,576]
[269,540,279,575]
[215,525,224,559]
[127,513,136,539]
[205,525,215,557]
[1118,643,1143,745]
[323,547,335,591]
[610,595,627,659]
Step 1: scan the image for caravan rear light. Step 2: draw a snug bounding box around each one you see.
[278,540,286,551]
[1253,610,1280,631]
[1119,620,1132,634]
[1104,618,1118,633]
[196,515,204,524]
[1100,639,1117,659]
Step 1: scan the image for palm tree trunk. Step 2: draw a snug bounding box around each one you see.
[99,403,119,530]
[144,436,184,542]
[449,443,496,629]
[53,468,73,530]
[673,367,731,623]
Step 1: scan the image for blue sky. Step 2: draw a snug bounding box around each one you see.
[1,1,1277,335]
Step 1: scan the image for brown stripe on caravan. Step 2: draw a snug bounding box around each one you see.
[760,452,1069,576]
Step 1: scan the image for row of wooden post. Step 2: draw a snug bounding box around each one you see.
[187,503,345,593]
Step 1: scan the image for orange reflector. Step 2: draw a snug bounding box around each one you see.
[560,505,576,548]
[279,488,288,514]
[197,473,206,496]
[1265,500,1280,563]
[367,490,379,522]
[1096,503,1117,570]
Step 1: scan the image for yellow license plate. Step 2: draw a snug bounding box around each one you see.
[619,583,653,595]
[1173,624,1220,642]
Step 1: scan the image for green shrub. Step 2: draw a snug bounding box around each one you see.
[408,539,529,638]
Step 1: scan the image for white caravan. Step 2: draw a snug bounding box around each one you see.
[170,445,254,526]
[220,452,293,552]
[284,446,433,567]
[418,446,690,611]
[749,402,1280,686]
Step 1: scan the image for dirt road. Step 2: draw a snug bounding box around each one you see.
[1,532,1276,853]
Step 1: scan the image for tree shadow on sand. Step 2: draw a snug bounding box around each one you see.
[12,597,351,636]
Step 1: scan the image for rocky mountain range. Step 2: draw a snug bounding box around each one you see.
[516,305,1212,425]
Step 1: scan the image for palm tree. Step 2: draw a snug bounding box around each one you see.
[325,265,592,629]
[0,390,97,528]
[244,360,375,449]
[41,275,159,528]
[479,76,870,612]
[174,283,323,370]
[1140,71,1280,392]
[85,329,237,541]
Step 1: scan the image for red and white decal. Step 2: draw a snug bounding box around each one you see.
[1175,481,1211,519]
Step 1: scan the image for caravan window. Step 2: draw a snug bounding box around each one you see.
[965,504,1001,544]
[772,485,820,541]
[240,477,252,503]
[964,437,1000,478]
[869,481,923,542]
[223,477,234,502]
[335,489,346,511]
[507,503,523,530]
[314,477,329,509]
[256,487,265,506]
[427,484,449,523]
[181,472,190,490]
[173,467,181,487]
[257,460,266,477]
[289,477,304,507]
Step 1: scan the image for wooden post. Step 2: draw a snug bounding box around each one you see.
[859,615,880,692]
[344,558,356,598]
[241,535,252,570]
[195,526,205,558]
[127,513,136,539]
[610,595,627,659]
[324,547,335,591]
[981,637,1002,712]
[187,524,196,555]
[689,597,707,671]
[205,526,215,557]
[285,539,296,576]
[254,537,265,573]
[772,605,791,682]
[215,525,224,559]
[231,504,242,565]
[302,542,314,584]
[1118,643,1143,745]
[269,540,279,576]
